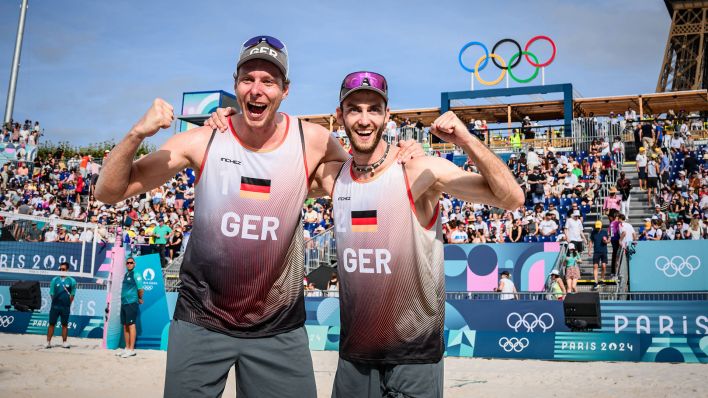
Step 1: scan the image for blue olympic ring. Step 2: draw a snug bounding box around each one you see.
[458,41,489,73]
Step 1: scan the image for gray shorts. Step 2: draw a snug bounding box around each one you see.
[332,357,443,398]
[164,319,316,398]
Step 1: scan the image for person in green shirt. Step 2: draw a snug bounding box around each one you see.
[46,262,77,349]
[152,218,172,268]
[116,257,143,358]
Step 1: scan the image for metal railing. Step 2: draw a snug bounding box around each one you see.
[612,245,630,300]
[547,242,568,289]
[304,226,337,274]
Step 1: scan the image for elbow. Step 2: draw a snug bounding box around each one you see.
[94,185,121,205]
[503,186,526,211]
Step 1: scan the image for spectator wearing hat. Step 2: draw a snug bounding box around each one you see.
[589,220,609,290]
[564,243,581,293]
[495,270,518,300]
[636,146,648,191]
[603,187,622,218]
[549,270,566,300]
[565,210,586,254]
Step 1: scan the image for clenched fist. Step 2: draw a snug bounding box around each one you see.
[430,111,474,147]
[132,98,174,139]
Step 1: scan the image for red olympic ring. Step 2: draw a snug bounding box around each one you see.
[524,36,556,68]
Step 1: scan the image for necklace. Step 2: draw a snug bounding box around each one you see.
[353,142,390,173]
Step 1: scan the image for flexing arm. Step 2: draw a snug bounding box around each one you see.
[95,99,209,204]
[406,112,524,218]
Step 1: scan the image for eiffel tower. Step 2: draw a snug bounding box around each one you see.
[656,0,708,92]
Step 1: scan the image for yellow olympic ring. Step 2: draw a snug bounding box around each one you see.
[474,53,506,86]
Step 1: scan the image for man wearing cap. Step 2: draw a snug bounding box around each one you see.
[589,220,608,290]
[97,36,421,397]
[301,71,523,397]
[636,146,647,191]
[565,210,586,254]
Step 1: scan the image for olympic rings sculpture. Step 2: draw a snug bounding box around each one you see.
[458,36,556,86]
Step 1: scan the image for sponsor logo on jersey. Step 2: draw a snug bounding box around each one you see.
[351,210,377,232]
[220,157,242,165]
[240,177,271,200]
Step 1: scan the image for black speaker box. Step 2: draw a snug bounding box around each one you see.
[10,280,41,311]
[563,292,601,329]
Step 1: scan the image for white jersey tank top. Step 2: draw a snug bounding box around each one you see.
[333,158,445,364]
[174,114,309,337]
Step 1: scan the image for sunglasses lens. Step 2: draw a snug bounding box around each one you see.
[243,35,285,50]
[342,72,387,91]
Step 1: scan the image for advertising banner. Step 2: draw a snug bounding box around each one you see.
[445,242,560,292]
[0,311,103,338]
[133,254,170,350]
[629,240,708,292]
[600,300,708,336]
[0,241,109,281]
[304,297,708,363]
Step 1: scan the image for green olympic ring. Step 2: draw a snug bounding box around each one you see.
[507,51,540,84]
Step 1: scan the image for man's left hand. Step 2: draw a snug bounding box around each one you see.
[138,298,144,305]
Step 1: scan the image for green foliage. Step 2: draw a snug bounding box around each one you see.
[37,140,156,159]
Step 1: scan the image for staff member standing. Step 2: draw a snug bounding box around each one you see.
[117,257,143,358]
[46,262,77,349]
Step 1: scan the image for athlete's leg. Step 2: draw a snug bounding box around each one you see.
[383,359,444,398]
[236,326,316,398]
[164,319,236,398]
[332,357,382,398]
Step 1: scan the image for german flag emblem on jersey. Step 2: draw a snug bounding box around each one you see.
[240,177,271,200]
[351,210,377,232]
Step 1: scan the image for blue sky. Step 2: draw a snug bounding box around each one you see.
[0,0,669,146]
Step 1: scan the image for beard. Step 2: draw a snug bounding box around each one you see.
[343,122,386,154]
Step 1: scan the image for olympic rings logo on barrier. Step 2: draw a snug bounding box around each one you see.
[458,36,556,86]
[506,312,555,332]
[0,315,15,327]
[498,337,529,353]
[655,255,701,277]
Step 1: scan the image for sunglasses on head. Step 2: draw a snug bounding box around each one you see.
[340,71,388,101]
[241,35,285,51]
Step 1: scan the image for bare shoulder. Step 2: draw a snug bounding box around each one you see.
[300,120,331,147]
[403,155,450,178]
[162,125,216,168]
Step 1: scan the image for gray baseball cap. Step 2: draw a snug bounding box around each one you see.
[236,35,288,79]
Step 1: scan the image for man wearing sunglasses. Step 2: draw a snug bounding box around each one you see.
[116,257,143,358]
[96,35,419,397]
[46,261,76,349]
[307,71,523,397]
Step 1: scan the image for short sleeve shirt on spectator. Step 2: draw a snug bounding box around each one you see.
[153,225,172,244]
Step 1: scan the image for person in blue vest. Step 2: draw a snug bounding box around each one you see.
[46,261,77,349]
[116,257,143,358]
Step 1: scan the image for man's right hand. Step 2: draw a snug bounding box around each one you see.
[132,98,174,139]
[204,107,237,132]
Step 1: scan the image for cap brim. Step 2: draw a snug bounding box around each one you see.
[237,54,287,79]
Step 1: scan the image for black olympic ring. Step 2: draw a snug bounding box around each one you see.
[491,38,522,70]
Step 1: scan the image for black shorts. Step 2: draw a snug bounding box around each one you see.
[638,167,647,180]
[593,252,608,264]
[120,302,139,325]
[570,241,584,253]
[647,177,658,188]
[49,305,70,326]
